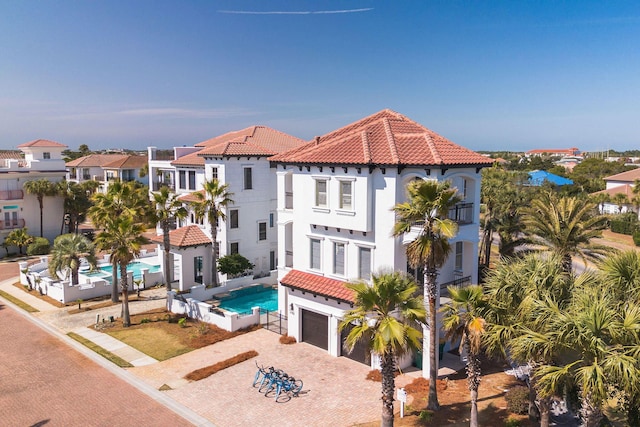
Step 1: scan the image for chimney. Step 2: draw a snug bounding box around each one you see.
[314,136,320,145]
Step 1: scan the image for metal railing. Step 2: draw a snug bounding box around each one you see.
[0,218,26,230]
[152,182,175,191]
[440,275,472,297]
[448,202,473,225]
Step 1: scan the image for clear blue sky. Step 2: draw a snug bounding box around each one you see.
[1,1,639,152]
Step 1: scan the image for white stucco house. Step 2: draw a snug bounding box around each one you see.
[270,110,493,373]
[592,167,640,215]
[148,126,306,290]
[66,153,148,192]
[1,139,67,255]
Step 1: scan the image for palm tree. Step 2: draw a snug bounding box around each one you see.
[392,179,461,410]
[521,192,612,273]
[58,180,99,234]
[533,287,640,427]
[612,192,629,214]
[48,234,97,286]
[150,186,187,290]
[23,178,57,237]
[89,181,150,302]
[94,216,149,327]
[598,250,640,304]
[441,285,486,427]
[5,227,33,255]
[192,178,234,288]
[340,271,426,427]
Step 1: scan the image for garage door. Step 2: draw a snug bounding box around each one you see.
[340,323,370,365]
[301,309,328,350]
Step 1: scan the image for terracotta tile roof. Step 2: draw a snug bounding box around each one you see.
[280,270,354,303]
[592,184,635,198]
[17,139,67,148]
[102,155,148,169]
[270,109,493,168]
[604,168,640,183]
[526,148,580,155]
[150,225,211,248]
[196,126,305,157]
[66,154,129,167]
[177,189,205,203]
[171,151,204,167]
[0,151,23,160]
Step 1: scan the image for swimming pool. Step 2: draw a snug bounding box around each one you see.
[84,261,161,282]
[218,286,278,315]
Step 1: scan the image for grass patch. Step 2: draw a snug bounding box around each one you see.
[185,350,258,381]
[103,308,261,361]
[0,289,39,312]
[67,332,133,368]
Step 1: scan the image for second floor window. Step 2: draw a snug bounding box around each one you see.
[310,238,321,270]
[358,247,371,280]
[230,242,239,254]
[43,152,50,159]
[230,209,239,229]
[179,171,186,189]
[333,242,345,276]
[455,241,463,271]
[315,180,327,207]
[188,171,196,190]
[339,181,352,209]
[244,167,253,190]
[211,167,218,180]
[258,222,267,241]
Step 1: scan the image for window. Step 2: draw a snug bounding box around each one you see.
[179,171,186,189]
[339,181,352,209]
[310,238,321,270]
[333,242,345,276]
[270,251,276,271]
[269,213,274,228]
[230,209,239,229]
[315,180,327,207]
[358,247,372,279]
[211,167,218,180]
[82,168,90,180]
[258,222,267,241]
[244,167,253,190]
[194,256,203,284]
[455,241,463,272]
[188,171,196,190]
[4,212,9,227]
[230,242,239,255]
[43,152,50,159]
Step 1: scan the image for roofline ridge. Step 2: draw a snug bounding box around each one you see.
[361,130,372,164]
[423,132,444,164]
[382,117,399,164]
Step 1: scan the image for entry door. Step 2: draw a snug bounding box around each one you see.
[301,309,328,350]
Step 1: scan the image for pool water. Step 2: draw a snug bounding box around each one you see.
[218,287,278,314]
[84,261,161,281]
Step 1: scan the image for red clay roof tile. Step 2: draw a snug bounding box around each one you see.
[196,126,305,157]
[270,109,493,167]
[150,225,211,248]
[177,189,205,203]
[604,168,640,183]
[17,139,67,148]
[280,270,354,303]
[66,154,129,167]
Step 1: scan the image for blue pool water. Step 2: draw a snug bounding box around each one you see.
[84,261,161,281]
[218,287,278,314]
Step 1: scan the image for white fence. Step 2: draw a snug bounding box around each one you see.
[167,291,261,332]
[19,250,163,304]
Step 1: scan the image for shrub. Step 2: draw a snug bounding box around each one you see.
[419,410,433,423]
[140,318,151,324]
[633,230,640,246]
[178,317,187,328]
[505,385,529,415]
[217,253,254,276]
[504,415,521,427]
[27,237,50,256]
[184,350,258,381]
[279,334,297,344]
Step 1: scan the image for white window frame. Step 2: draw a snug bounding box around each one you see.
[309,237,323,271]
[357,245,374,280]
[243,167,253,190]
[315,179,328,208]
[332,240,347,277]
[229,209,239,229]
[258,222,267,241]
[455,241,463,273]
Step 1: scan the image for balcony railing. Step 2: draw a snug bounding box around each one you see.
[0,218,26,230]
[153,182,175,191]
[0,190,23,200]
[448,202,473,225]
[440,275,472,298]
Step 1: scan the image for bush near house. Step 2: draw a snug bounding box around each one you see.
[504,385,529,415]
[217,253,254,276]
[27,237,51,256]
[610,213,638,235]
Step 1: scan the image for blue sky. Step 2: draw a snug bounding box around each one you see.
[1,1,639,152]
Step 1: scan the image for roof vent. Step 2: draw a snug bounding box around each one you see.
[314,136,320,145]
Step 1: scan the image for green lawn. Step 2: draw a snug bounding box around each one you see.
[106,327,194,361]
[0,290,39,312]
[67,332,133,368]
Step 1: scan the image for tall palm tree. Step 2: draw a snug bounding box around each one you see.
[340,271,426,427]
[598,250,640,304]
[48,234,97,286]
[151,186,187,290]
[94,216,148,327]
[57,180,99,234]
[89,181,150,302]
[521,192,612,273]
[23,178,57,237]
[192,178,234,288]
[392,179,461,410]
[441,285,486,427]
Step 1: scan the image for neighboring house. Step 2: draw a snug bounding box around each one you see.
[526,147,580,157]
[554,155,582,171]
[66,153,148,192]
[1,140,67,255]
[148,126,306,289]
[527,170,574,186]
[270,109,493,372]
[594,168,640,214]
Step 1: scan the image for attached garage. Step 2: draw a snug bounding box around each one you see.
[301,309,328,350]
[340,323,370,365]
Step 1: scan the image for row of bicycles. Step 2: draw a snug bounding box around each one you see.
[252,362,303,401]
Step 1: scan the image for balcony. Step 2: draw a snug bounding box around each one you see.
[153,182,175,191]
[440,275,472,298]
[0,190,23,200]
[448,202,473,225]
[0,218,26,230]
